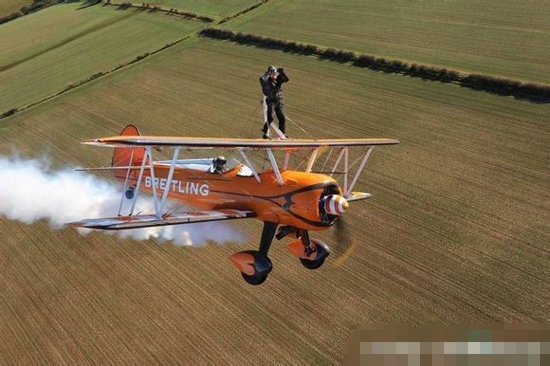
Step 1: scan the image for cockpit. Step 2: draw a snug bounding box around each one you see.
[157,157,254,177]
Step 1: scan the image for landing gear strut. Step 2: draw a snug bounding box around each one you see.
[281,226,330,270]
[231,223,331,285]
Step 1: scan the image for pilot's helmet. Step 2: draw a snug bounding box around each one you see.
[214,156,226,165]
[267,65,278,75]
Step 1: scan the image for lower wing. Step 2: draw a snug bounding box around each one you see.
[66,209,256,230]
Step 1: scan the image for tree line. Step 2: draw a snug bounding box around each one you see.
[200,28,550,103]
[0,0,68,24]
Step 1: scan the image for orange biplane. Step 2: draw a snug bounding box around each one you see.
[68,125,398,285]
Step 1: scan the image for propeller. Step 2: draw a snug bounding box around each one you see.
[331,216,357,267]
[319,189,356,266]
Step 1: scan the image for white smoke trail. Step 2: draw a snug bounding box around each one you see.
[0,155,247,246]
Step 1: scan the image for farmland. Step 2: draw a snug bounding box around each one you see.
[1,1,549,364]
[0,3,202,112]
[224,0,550,83]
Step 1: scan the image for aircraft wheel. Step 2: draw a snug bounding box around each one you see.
[300,257,326,270]
[230,250,272,285]
[241,272,269,285]
[299,239,330,270]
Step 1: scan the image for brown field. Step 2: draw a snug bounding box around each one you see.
[1,2,549,364]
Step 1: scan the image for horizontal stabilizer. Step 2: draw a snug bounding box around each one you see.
[66,209,256,230]
[345,192,372,202]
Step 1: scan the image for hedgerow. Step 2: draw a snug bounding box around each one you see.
[199,28,550,103]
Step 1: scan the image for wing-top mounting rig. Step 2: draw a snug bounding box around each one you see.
[67,125,399,285]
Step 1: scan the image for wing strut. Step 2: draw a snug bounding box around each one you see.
[326,146,377,198]
[118,148,135,216]
[345,146,374,197]
[331,148,347,177]
[305,148,319,173]
[157,147,180,218]
[283,150,291,170]
[266,148,283,185]
[238,148,261,183]
[128,147,150,216]
[147,147,161,216]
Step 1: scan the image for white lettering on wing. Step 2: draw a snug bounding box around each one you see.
[144,177,209,196]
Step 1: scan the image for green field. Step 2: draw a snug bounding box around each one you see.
[0,3,203,112]
[224,0,550,83]
[1,1,549,364]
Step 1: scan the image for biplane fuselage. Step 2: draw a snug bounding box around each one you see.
[133,163,341,231]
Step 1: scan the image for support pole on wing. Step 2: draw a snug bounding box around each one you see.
[269,122,287,140]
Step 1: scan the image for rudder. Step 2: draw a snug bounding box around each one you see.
[112,124,145,180]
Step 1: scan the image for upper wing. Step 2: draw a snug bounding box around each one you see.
[82,135,399,149]
[66,209,256,230]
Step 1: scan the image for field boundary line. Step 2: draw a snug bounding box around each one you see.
[100,0,270,25]
[100,1,214,23]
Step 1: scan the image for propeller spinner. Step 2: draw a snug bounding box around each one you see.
[322,194,349,215]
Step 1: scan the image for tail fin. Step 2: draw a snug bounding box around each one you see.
[111,124,145,180]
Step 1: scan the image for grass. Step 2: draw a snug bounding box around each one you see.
[223,0,550,84]
[0,3,203,112]
[1,2,549,364]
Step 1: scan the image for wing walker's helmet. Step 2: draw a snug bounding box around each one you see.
[267,65,278,75]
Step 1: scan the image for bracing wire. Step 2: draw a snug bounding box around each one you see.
[285,115,315,139]
[238,98,263,138]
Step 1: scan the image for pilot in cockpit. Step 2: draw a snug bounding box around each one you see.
[211,156,227,174]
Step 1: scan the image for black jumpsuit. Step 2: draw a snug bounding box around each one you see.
[259,69,289,136]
